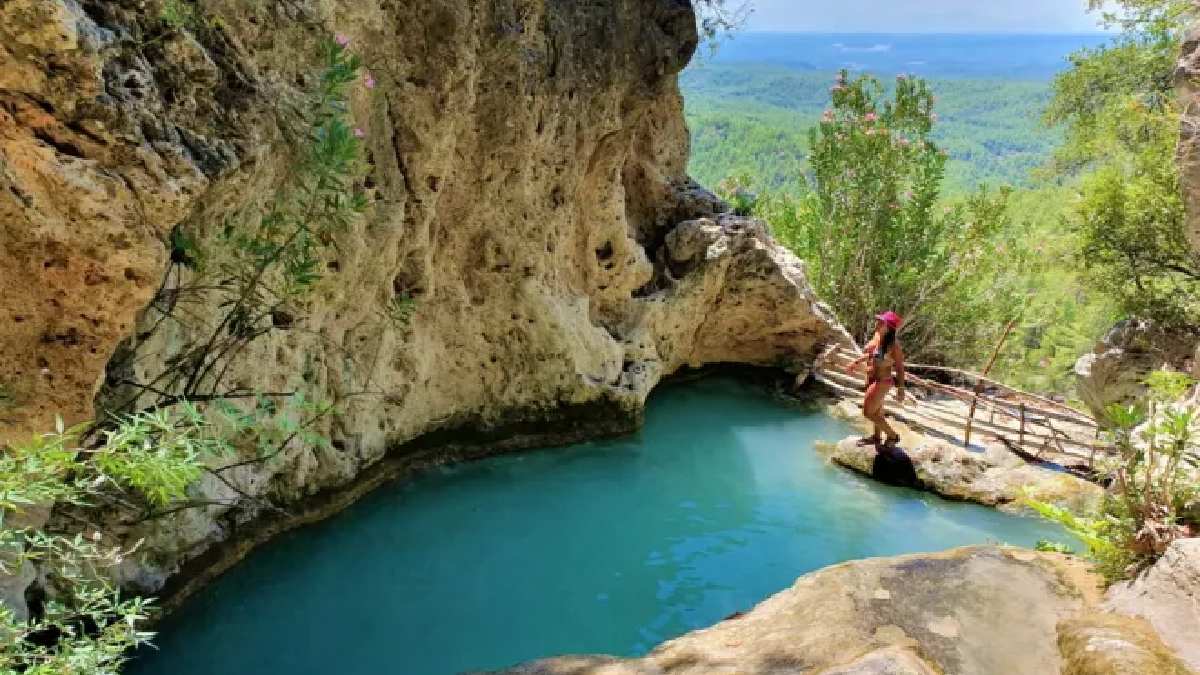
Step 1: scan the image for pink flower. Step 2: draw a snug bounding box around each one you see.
[897,137,910,147]
[364,74,376,89]
[335,34,351,48]
[354,128,365,138]
[864,112,878,123]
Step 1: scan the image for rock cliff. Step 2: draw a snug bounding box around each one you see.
[1178,20,1200,253]
[0,0,850,601]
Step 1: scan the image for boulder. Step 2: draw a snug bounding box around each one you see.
[1074,320,1196,422]
[488,546,1106,675]
[1104,538,1200,672]
[1058,613,1193,675]
[825,437,1104,515]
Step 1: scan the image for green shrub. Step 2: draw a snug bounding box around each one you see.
[1028,372,1199,582]
[0,419,207,673]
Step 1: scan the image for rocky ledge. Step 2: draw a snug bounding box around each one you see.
[1105,538,1200,672]
[487,545,1195,675]
[823,437,1105,516]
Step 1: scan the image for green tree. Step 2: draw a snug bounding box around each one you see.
[1048,0,1200,327]
[767,72,1026,362]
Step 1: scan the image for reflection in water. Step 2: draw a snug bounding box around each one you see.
[130,377,1072,675]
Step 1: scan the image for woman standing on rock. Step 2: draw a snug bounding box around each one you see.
[849,311,907,447]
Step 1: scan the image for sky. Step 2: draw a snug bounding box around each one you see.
[741,0,1110,34]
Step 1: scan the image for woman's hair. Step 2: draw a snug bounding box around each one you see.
[877,326,897,355]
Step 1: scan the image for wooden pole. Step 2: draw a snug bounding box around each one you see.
[1019,402,1026,447]
[964,318,1019,447]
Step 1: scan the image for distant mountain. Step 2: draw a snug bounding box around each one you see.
[700,33,1111,80]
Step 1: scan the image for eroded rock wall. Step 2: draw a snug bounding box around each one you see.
[1178,18,1200,253]
[1,0,851,600]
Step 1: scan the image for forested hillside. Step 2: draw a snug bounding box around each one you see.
[676,26,1190,391]
[683,65,1063,193]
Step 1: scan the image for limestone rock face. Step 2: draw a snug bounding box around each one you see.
[1178,22,1200,253]
[1,1,850,599]
[825,437,1104,515]
[1074,319,1197,421]
[489,547,1107,675]
[1104,538,1200,672]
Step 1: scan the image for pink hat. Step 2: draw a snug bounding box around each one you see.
[876,311,902,329]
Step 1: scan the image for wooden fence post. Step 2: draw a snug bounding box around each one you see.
[964,318,1019,448]
[1019,403,1026,447]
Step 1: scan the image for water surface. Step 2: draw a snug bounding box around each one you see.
[132,377,1069,675]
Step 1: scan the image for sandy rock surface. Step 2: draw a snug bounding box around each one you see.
[487,546,1156,675]
[1104,538,1200,672]
[1059,613,1194,675]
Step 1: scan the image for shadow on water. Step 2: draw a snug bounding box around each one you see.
[129,376,1075,675]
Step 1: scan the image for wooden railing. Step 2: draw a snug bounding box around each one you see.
[813,345,1110,469]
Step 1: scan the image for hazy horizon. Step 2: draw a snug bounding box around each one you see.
[730,29,1112,36]
[739,0,1110,35]
[696,33,1110,79]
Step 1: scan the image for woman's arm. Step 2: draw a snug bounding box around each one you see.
[892,344,907,401]
[849,336,879,372]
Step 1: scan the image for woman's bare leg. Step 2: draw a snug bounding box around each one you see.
[859,381,887,444]
[864,381,899,444]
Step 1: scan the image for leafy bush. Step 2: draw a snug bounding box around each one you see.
[765,71,1027,361]
[0,419,210,673]
[93,403,230,508]
[1028,372,1199,582]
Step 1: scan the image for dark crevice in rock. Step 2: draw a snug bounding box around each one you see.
[32,128,85,159]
